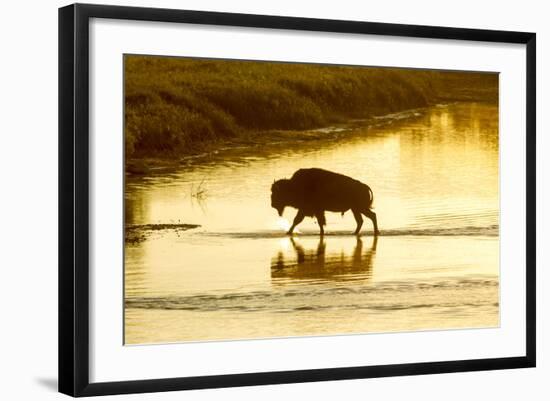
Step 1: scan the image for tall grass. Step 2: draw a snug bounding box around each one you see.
[125,56,498,158]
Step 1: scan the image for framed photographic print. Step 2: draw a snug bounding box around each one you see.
[58,3,536,397]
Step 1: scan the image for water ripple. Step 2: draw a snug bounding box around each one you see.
[126,277,498,313]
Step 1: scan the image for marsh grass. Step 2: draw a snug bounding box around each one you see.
[125,56,498,159]
[190,179,208,201]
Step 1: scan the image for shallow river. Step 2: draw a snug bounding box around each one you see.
[125,102,499,344]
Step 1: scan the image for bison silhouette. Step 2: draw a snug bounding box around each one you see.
[271,168,379,236]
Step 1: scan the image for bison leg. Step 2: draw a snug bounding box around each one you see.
[315,211,326,236]
[287,210,305,235]
[362,208,380,236]
[352,209,363,235]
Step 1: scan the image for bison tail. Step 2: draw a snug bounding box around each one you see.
[367,185,374,209]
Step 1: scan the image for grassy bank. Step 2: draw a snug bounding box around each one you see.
[125,56,498,160]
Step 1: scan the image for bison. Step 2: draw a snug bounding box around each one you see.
[271,168,379,236]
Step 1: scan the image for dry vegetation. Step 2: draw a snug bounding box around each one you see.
[125,56,498,159]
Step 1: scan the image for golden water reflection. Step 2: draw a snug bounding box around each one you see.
[124,102,500,344]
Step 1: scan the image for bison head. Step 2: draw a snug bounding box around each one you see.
[271,179,292,216]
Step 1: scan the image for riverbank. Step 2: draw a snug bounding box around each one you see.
[125,56,498,167]
[125,102,494,175]
[125,107,422,175]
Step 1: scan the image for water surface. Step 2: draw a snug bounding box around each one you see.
[125,102,499,344]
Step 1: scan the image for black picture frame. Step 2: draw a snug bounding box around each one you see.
[59,3,536,397]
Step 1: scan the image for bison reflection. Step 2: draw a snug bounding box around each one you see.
[271,237,377,283]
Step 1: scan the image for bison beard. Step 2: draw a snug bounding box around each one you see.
[271,168,380,236]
